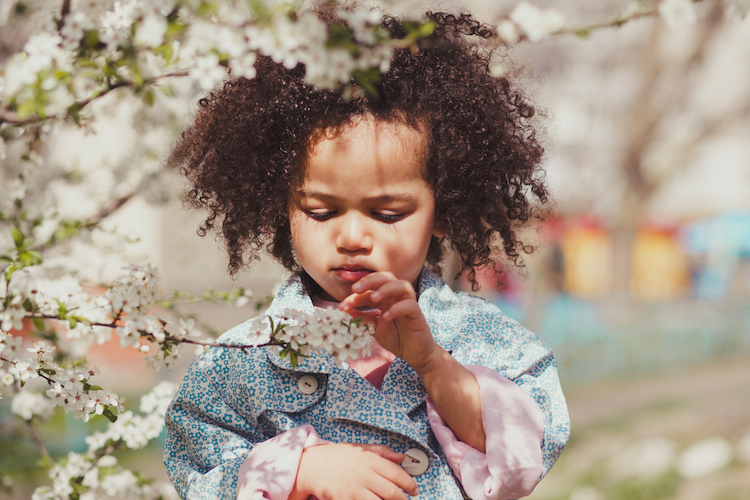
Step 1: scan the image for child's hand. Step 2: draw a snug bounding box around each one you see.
[290,443,419,500]
[339,272,439,372]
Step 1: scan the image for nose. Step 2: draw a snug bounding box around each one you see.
[336,212,373,254]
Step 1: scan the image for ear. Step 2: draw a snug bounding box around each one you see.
[432,218,446,238]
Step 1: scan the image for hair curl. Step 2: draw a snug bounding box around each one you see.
[167,11,549,289]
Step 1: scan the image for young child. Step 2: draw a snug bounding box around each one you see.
[164,11,569,500]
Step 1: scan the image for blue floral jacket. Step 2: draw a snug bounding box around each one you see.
[164,268,570,499]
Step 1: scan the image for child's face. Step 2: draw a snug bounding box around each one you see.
[289,116,443,302]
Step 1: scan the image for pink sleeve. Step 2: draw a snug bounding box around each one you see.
[235,424,330,500]
[426,365,545,500]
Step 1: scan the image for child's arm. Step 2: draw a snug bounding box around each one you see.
[341,272,551,499]
[342,272,487,450]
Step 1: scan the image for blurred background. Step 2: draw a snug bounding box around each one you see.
[1,0,750,499]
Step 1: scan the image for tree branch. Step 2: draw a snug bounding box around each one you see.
[10,384,53,464]
[0,71,188,127]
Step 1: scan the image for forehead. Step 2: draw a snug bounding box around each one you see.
[301,115,430,192]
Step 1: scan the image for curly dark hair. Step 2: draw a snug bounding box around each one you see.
[167,11,549,289]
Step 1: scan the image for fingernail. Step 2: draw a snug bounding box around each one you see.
[351,283,362,292]
[371,292,381,300]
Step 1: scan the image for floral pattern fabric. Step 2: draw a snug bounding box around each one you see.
[164,268,570,499]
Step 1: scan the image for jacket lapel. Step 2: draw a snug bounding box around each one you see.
[323,365,431,449]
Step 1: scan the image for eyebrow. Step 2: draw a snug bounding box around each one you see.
[297,191,415,203]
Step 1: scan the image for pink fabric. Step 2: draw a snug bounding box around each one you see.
[426,365,545,500]
[347,340,396,389]
[236,424,329,500]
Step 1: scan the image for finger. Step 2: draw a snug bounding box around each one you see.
[370,280,416,305]
[379,298,421,321]
[371,458,420,498]
[366,474,412,500]
[350,271,398,293]
[355,443,404,463]
[339,290,378,311]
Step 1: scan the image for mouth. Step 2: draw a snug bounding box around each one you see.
[332,266,374,282]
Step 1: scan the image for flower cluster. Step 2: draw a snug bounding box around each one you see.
[0,0,420,123]
[254,307,374,367]
[1,339,125,422]
[497,2,566,44]
[32,382,179,500]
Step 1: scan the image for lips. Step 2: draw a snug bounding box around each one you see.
[332,266,373,282]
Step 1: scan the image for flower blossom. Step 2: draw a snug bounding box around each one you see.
[253,307,373,365]
[658,0,698,27]
[510,2,566,43]
[11,390,54,421]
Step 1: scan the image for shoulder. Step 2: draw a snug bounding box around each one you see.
[417,268,553,376]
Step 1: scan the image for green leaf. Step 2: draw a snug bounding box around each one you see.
[84,30,100,48]
[575,29,590,38]
[23,298,33,311]
[68,318,78,329]
[247,0,270,23]
[416,20,436,38]
[102,408,118,423]
[10,227,24,248]
[289,351,298,368]
[152,44,174,65]
[327,22,358,52]
[33,317,45,332]
[19,250,42,266]
[352,68,381,99]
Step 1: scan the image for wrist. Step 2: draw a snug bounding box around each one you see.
[289,448,313,500]
[411,343,450,378]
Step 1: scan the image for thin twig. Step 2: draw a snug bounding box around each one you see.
[10,384,53,464]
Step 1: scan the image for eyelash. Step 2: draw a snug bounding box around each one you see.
[303,211,405,223]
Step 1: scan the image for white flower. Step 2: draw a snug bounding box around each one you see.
[12,391,54,421]
[9,358,40,382]
[658,0,698,27]
[1,371,15,386]
[176,318,201,339]
[139,381,178,415]
[229,52,257,80]
[725,0,750,19]
[497,20,520,44]
[510,2,566,43]
[189,53,227,91]
[101,470,137,497]
[337,7,383,45]
[61,11,93,49]
[0,295,25,332]
[490,63,508,78]
[28,341,56,364]
[46,382,67,408]
[134,13,168,48]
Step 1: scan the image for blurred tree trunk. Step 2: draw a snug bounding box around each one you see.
[611,1,729,297]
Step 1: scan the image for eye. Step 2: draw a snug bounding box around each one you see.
[304,210,336,221]
[372,212,406,223]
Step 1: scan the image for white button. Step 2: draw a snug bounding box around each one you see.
[402,448,429,476]
[297,375,318,394]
